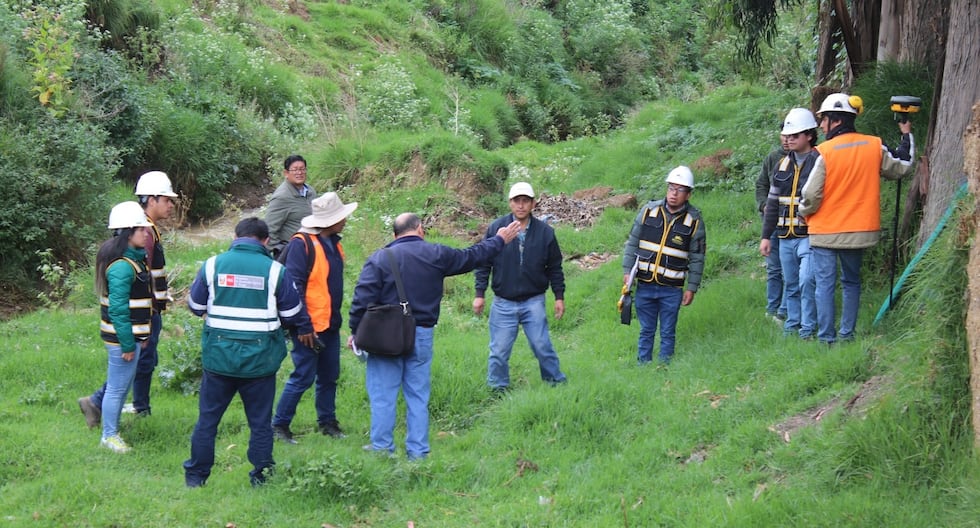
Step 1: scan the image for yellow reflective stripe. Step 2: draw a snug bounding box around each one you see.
[132,323,151,334]
[778,196,801,205]
[130,298,153,309]
[100,322,116,334]
[151,269,166,278]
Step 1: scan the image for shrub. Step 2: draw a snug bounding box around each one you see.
[358,60,424,130]
[0,115,118,289]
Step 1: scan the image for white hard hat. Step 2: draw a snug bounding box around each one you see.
[665,166,694,189]
[781,108,818,135]
[134,171,178,197]
[508,182,535,199]
[108,201,152,229]
[816,93,863,117]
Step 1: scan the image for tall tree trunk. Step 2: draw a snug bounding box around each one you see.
[920,0,979,245]
[852,0,882,71]
[878,0,900,60]
[815,0,841,86]
[896,0,950,66]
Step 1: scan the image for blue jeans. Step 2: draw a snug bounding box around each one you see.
[273,327,341,427]
[766,233,786,316]
[92,312,161,412]
[811,246,864,343]
[486,294,566,389]
[365,326,434,460]
[101,343,140,440]
[183,371,277,487]
[778,237,816,337]
[635,282,684,363]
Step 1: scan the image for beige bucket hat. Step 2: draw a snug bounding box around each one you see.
[301,192,358,228]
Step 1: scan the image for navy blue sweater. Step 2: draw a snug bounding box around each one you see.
[349,234,505,330]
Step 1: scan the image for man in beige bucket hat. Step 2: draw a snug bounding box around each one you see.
[272,192,357,443]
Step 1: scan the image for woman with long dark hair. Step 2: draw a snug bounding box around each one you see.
[96,202,153,453]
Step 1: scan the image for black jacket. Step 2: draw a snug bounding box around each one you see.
[475,214,565,301]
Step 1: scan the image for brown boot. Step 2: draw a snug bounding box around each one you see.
[78,396,101,429]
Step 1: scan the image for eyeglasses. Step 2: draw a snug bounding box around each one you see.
[667,185,690,194]
[288,167,307,173]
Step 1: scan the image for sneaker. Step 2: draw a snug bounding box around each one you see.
[78,396,101,429]
[318,420,346,438]
[272,424,298,444]
[121,403,137,414]
[101,435,131,453]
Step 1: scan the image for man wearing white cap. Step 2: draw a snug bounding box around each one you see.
[272,192,357,443]
[474,182,567,392]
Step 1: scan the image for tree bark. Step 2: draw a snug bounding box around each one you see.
[920,0,979,246]
[851,0,882,72]
[877,0,900,60]
[965,103,980,449]
[896,0,950,67]
[815,0,841,86]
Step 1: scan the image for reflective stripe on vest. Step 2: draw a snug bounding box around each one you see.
[203,256,283,333]
[635,206,695,287]
[100,257,153,344]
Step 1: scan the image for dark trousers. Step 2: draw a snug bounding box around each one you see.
[273,327,341,427]
[183,371,276,486]
[92,312,162,413]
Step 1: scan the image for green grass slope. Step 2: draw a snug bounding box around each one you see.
[1,87,978,526]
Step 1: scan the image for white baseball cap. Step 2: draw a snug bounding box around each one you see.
[508,182,535,199]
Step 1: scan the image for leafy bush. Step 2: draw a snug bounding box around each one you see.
[279,455,393,504]
[0,115,118,287]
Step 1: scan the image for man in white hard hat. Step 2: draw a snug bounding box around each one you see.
[622,166,706,365]
[754,128,790,325]
[79,171,177,426]
[266,155,317,257]
[272,192,357,443]
[799,93,914,345]
[759,108,821,340]
[473,182,567,393]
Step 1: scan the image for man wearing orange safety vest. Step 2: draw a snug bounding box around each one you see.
[800,93,914,345]
[272,192,357,443]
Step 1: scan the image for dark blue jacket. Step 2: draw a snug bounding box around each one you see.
[474,214,565,301]
[349,234,505,330]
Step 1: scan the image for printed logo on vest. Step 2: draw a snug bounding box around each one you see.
[217,274,265,290]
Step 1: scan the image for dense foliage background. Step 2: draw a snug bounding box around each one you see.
[0,0,820,300]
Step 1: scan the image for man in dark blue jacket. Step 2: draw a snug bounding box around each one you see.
[183,218,313,488]
[349,213,519,461]
[473,182,567,392]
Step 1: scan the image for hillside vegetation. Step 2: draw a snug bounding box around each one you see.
[1,0,977,526]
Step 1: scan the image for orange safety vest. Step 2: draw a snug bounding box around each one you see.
[301,235,344,333]
[810,132,883,235]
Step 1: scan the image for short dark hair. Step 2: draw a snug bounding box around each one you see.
[235,217,269,240]
[284,154,306,170]
[824,111,856,128]
[393,213,421,236]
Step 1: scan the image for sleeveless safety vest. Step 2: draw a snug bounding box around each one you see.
[772,151,819,238]
[296,234,345,333]
[147,222,169,310]
[810,133,884,235]
[100,257,153,345]
[635,205,700,287]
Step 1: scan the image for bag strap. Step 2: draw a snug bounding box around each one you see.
[383,248,411,316]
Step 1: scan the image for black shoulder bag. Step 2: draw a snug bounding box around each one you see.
[354,249,417,356]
